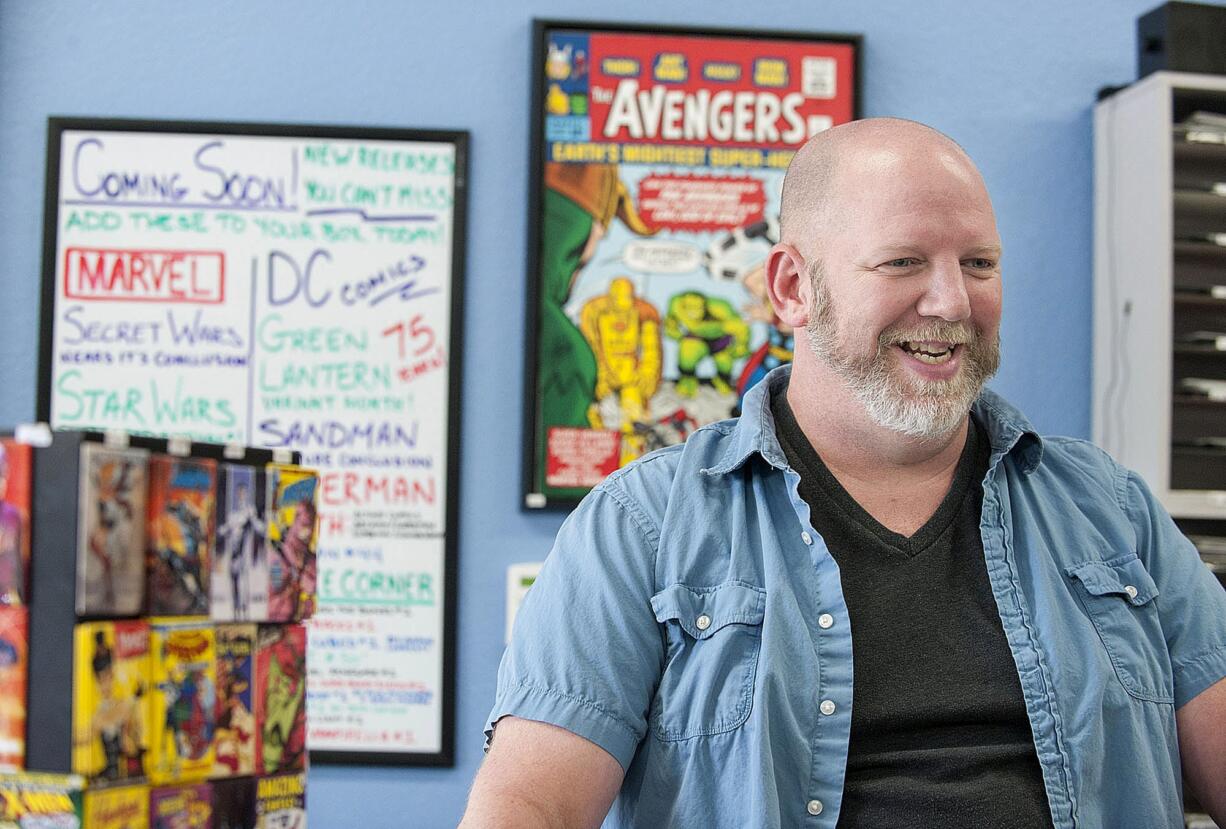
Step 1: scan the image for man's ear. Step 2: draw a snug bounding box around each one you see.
[764,242,812,329]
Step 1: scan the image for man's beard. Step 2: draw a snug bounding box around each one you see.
[805,269,1000,438]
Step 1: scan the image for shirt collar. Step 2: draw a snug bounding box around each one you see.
[703,364,1044,477]
[970,387,1044,474]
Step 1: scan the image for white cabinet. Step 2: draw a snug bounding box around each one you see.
[1094,71,1226,519]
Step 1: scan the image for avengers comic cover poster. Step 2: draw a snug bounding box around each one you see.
[0,772,84,829]
[77,444,149,617]
[212,465,267,623]
[525,22,858,506]
[211,776,257,829]
[214,624,256,778]
[150,783,211,829]
[254,625,306,776]
[254,772,305,829]
[71,620,151,784]
[0,440,31,606]
[146,456,216,617]
[263,468,317,623]
[83,784,148,829]
[148,620,215,784]
[0,607,26,771]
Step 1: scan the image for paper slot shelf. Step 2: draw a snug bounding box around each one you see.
[1174,292,1226,310]
[1174,345,1226,380]
[1172,300,1226,338]
[1172,395,1226,442]
[1172,443,1226,490]
[1174,241,1226,292]
[1175,190,1226,238]
[1174,141,1226,191]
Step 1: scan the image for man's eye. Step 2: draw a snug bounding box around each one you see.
[965,258,996,270]
[883,258,919,268]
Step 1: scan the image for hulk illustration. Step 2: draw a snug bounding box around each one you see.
[664,291,750,397]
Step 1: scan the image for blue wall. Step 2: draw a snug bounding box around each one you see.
[0,0,1193,825]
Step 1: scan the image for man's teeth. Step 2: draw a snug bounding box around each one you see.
[899,341,956,364]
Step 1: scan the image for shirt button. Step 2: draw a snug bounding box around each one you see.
[695,614,711,631]
[817,613,834,629]
[801,531,813,545]
[807,799,824,816]
[820,699,836,716]
[1124,585,1138,599]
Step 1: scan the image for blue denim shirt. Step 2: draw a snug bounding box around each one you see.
[487,366,1226,828]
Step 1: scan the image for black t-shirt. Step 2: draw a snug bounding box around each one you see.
[771,386,1053,829]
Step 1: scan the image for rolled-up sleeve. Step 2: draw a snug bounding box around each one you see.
[484,484,663,770]
[1126,471,1226,708]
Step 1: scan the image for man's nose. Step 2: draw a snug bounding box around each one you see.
[915,258,972,321]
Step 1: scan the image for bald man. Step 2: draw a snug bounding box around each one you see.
[463,119,1226,828]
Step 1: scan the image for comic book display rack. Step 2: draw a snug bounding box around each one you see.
[0,427,315,828]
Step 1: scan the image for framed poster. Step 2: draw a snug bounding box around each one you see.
[523,20,861,508]
[37,117,467,765]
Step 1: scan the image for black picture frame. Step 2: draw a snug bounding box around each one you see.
[522,20,862,510]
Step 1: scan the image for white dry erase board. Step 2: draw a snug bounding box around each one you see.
[36,118,467,766]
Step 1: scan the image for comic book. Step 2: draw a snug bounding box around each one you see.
[0,772,84,829]
[149,783,211,829]
[253,626,305,776]
[210,777,256,829]
[72,621,151,784]
[147,620,215,785]
[254,773,305,829]
[77,444,149,617]
[527,28,856,504]
[263,468,317,623]
[0,440,31,606]
[83,784,148,829]
[0,607,27,771]
[212,466,267,623]
[213,625,256,778]
[146,456,216,617]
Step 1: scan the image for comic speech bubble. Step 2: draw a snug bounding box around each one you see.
[637,174,766,232]
[622,240,702,274]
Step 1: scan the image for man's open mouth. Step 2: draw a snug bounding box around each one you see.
[897,340,958,365]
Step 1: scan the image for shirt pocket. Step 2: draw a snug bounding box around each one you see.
[1065,554,1174,704]
[648,580,766,741]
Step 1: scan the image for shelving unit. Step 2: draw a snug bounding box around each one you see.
[1094,70,1226,523]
